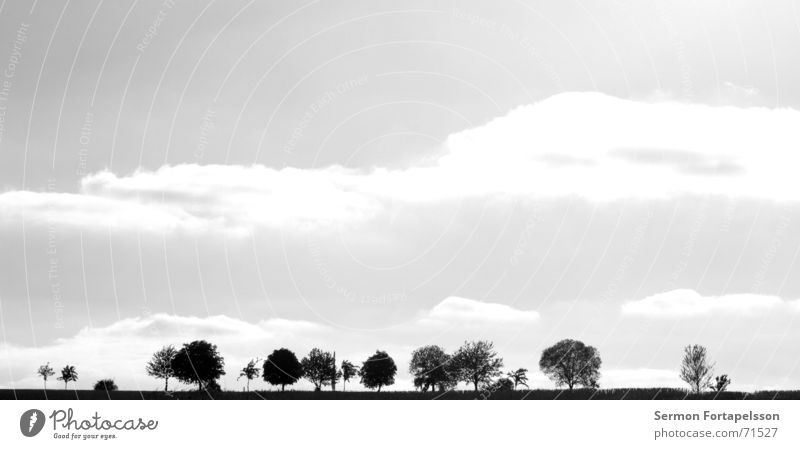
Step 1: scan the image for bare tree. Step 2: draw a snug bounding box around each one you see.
[679,344,714,394]
[37,363,55,390]
[451,340,504,391]
[146,345,178,391]
[238,359,260,392]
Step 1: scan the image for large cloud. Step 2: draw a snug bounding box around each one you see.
[0,296,538,390]
[621,289,800,318]
[2,92,799,235]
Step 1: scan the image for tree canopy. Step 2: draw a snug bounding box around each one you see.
[539,339,601,390]
[409,345,454,392]
[171,340,226,391]
[300,348,336,391]
[359,350,397,392]
[263,348,304,391]
[146,345,177,391]
[57,365,78,390]
[451,340,504,391]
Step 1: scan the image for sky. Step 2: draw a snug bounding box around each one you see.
[1,0,800,392]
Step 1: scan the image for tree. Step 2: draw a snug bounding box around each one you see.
[37,363,55,389]
[339,360,358,391]
[451,340,504,391]
[539,339,601,390]
[93,379,118,391]
[146,345,178,391]
[711,374,731,392]
[359,350,397,392]
[507,368,529,390]
[263,348,304,391]
[300,348,336,391]
[409,345,454,392]
[238,359,260,392]
[171,340,226,391]
[680,345,714,394]
[57,365,78,390]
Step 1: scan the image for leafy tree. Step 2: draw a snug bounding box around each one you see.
[711,374,731,392]
[409,345,454,392]
[359,350,397,392]
[171,340,226,391]
[339,360,358,391]
[238,359,260,392]
[539,339,601,390]
[93,379,118,391]
[146,345,178,391]
[263,348,304,391]
[57,365,78,390]
[37,363,55,389]
[679,345,714,394]
[301,348,336,391]
[451,340,504,391]
[489,377,514,392]
[507,368,529,390]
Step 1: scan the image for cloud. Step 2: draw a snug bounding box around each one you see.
[0,313,333,391]
[417,296,540,327]
[621,289,797,318]
[2,92,799,235]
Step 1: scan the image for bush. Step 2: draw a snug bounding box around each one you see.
[93,379,118,391]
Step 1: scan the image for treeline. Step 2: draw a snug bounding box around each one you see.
[34,339,732,394]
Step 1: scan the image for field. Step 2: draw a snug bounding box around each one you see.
[2,388,799,400]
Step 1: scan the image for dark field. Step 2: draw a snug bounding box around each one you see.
[2,388,799,400]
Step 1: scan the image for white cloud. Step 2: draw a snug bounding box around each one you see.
[621,289,796,318]
[417,296,540,327]
[2,92,799,235]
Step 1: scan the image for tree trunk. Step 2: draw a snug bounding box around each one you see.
[378,385,382,392]
[64,381,67,390]
[164,377,168,392]
[473,380,479,392]
[282,384,285,392]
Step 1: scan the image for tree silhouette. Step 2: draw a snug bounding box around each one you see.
[451,340,504,391]
[238,359,260,392]
[679,344,714,394]
[263,348,304,391]
[37,363,55,390]
[93,379,118,391]
[507,368,529,390]
[171,340,226,391]
[339,360,358,391]
[301,348,336,391]
[146,345,178,391]
[409,345,454,392]
[711,374,731,392]
[539,339,601,390]
[359,350,397,392]
[57,365,78,390]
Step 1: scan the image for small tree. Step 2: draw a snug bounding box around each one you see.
[409,345,454,392]
[146,345,178,391]
[340,360,358,391]
[93,379,118,391]
[238,359,260,392]
[37,363,55,390]
[263,348,304,391]
[711,374,731,392]
[451,340,504,391]
[679,344,715,394]
[301,348,337,391]
[171,340,226,391]
[57,365,78,390]
[359,350,397,392]
[539,339,601,390]
[507,368,529,390]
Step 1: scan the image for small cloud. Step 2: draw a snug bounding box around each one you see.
[621,289,790,318]
[419,296,540,327]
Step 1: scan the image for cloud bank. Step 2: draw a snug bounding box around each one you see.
[621,289,799,318]
[2,92,799,235]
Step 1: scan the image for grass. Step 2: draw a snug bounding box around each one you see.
[2,388,799,400]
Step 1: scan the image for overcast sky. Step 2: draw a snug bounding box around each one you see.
[1,0,800,392]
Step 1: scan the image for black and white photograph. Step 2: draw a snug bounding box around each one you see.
[1,0,799,447]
